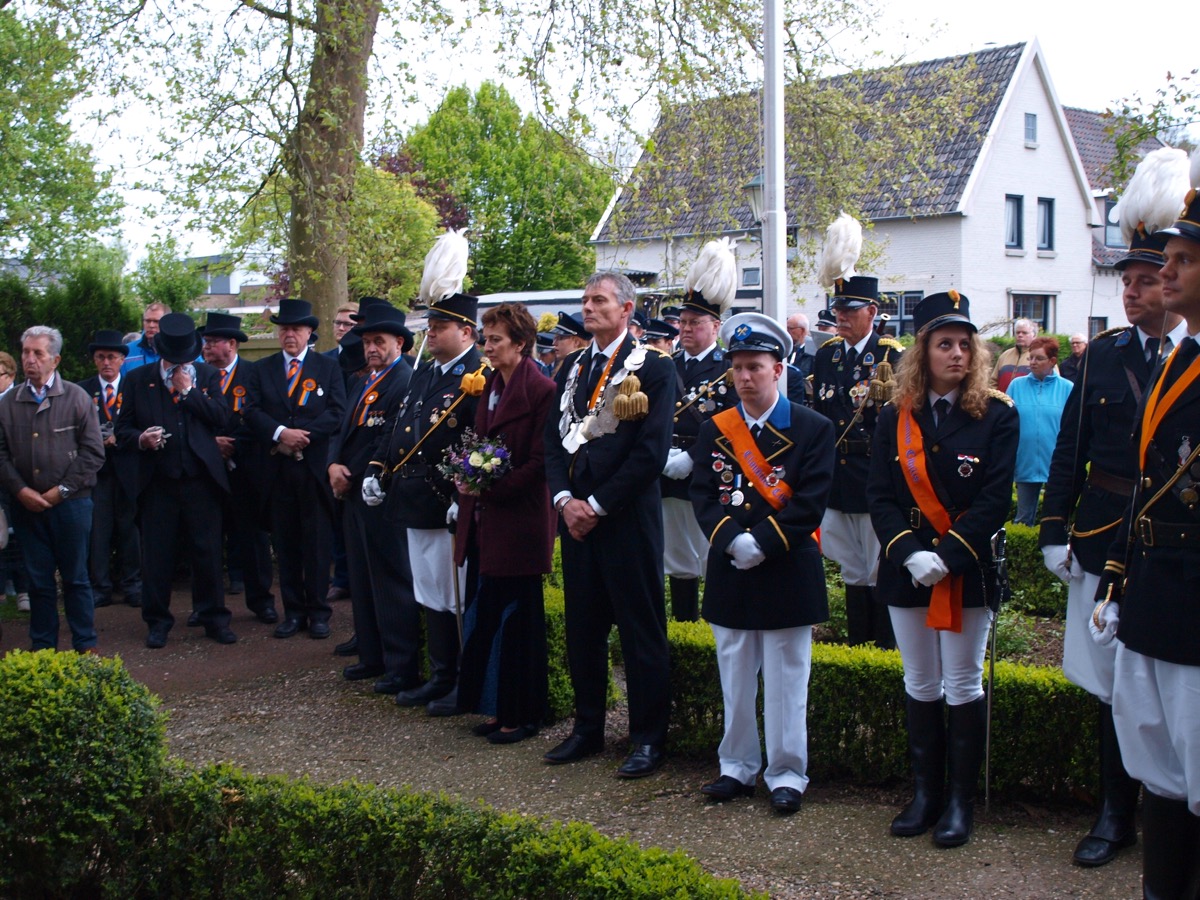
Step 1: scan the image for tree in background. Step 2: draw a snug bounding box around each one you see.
[1106,68,1199,187]
[0,275,39,358]
[129,236,207,319]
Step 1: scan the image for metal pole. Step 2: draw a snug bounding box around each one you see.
[761,0,786,326]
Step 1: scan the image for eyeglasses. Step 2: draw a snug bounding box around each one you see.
[333,319,355,329]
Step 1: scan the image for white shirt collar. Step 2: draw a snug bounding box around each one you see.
[685,342,717,364]
[440,346,473,376]
[850,333,872,356]
[284,349,308,368]
[592,330,628,360]
[927,388,959,409]
[101,375,120,391]
[742,394,780,430]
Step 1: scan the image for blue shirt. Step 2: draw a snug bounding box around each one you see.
[1008,371,1073,483]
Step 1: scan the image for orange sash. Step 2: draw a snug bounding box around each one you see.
[712,408,794,511]
[897,405,963,632]
[1140,343,1200,468]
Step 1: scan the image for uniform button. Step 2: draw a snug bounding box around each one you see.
[676,401,682,408]
[932,538,939,546]
[1099,397,1106,405]
[673,417,679,423]
[32,432,38,438]
[838,420,845,426]
[744,503,751,509]
[33,468,40,475]
[932,445,940,453]
[1143,477,1152,488]
[405,427,412,433]
[840,459,846,465]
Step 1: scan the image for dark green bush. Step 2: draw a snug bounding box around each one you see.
[1004,523,1066,616]
[0,650,167,896]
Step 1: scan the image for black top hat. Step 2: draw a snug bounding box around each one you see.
[660,305,682,322]
[816,308,837,328]
[913,290,975,335]
[721,313,792,361]
[352,301,414,347]
[830,276,879,309]
[1115,229,1169,270]
[425,292,478,326]
[337,332,367,374]
[644,318,679,340]
[551,311,590,340]
[202,311,249,342]
[1161,188,1200,244]
[680,290,723,320]
[350,295,388,322]
[154,313,202,364]
[88,329,129,357]
[270,298,320,330]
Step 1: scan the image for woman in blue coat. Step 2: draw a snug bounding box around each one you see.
[1007,337,1072,525]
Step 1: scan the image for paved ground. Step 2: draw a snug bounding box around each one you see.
[2,595,1145,898]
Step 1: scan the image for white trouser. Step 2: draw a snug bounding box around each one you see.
[1113,644,1200,814]
[820,509,879,587]
[710,623,813,792]
[662,497,708,579]
[407,529,464,613]
[1061,565,1114,703]
[889,606,991,706]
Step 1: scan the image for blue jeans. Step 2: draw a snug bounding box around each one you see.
[14,497,97,651]
[1014,482,1043,527]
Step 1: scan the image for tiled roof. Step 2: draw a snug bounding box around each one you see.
[1062,106,1164,191]
[595,43,1026,244]
[1091,237,1127,269]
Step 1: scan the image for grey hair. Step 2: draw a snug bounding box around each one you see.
[21,326,63,356]
[1013,318,1035,333]
[586,271,637,307]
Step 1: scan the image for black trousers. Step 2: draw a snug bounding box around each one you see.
[89,469,141,602]
[271,462,333,624]
[139,475,229,631]
[223,469,274,612]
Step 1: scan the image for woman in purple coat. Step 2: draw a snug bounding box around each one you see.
[455,303,558,743]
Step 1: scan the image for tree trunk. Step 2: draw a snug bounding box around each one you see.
[286,0,380,349]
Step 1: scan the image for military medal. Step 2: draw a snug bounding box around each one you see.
[957,454,978,477]
[1180,485,1199,507]
[448,417,458,428]
[730,489,745,506]
[1180,436,1193,466]
[718,384,727,395]
[719,492,732,505]
[712,460,725,472]
[721,469,734,484]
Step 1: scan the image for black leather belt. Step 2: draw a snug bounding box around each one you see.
[394,462,430,478]
[1088,467,1136,498]
[1136,517,1200,548]
[909,507,960,530]
[837,438,871,455]
[671,435,697,450]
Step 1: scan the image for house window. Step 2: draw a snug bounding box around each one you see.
[1104,198,1124,248]
[1005,195,1023,248]
[1025,113,1037,143]
[1012,293,1052,332]
[742,267,761,287]
[1088,316,1108,338]
[1037,198,1055,250]
[877,291,923,336]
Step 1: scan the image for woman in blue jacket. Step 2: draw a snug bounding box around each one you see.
[1007,336,1073,525]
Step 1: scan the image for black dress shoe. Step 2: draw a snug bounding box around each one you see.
[394,680,453,707]
[488,725,539,745]
[426,687,463,717]
[186,611,201,627]
[1072,833,1136,867]
[326,585,350,602]
[770,786,804,814]
[343,662,386,682]
[205,626,238,644]
[252,606,279,625]
[93,596,113,608]
[472,720,502,737]
[334,634,359,657]
[701,774,756,802]
[544,733,604,764]
[308,621,331,639]
[228,580,244,595]
[274,617,306,639]
[617,744,666,779]
[373,673,419,695]
[145,626,169,649]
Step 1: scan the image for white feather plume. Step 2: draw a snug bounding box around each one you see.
[1111,148,1191,246]
[683,238,738,313]
[419,229,469,305]
[817,213,863,291]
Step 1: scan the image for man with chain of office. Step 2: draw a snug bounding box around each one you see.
[811,213,903,649]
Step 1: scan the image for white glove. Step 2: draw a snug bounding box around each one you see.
[904,550,950,587]
[1089,601,1120,647]
[361,475,385,506]
[1041,545,1071,582]
[662,447,694,480]
[446,501,459,525]
[727,533,766,571]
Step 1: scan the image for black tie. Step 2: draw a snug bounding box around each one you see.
[934,398,950,428]
[586,352,607,396]
[845,347,858,369]
[751,424,763,440]
[1145,337,1159,366]
[684,357,696,376]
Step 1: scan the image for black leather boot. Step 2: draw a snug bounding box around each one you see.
[933,696,986,848]
[1141,790,1200,900]
[669,576,700,622]
[844,585,873,646]
[891,695,946,837]
[870,586,896,650]
[1073,701,1139,866]
[395,610,458,707]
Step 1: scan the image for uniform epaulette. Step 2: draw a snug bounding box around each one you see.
[878,336,905,352]
[651,347,673,358]
[987,388,1014,407]
[820,336,844,348]
[1091,326,1128,342]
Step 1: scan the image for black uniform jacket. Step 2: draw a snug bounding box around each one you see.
[544,334,674,517]
[115,361,232,495]
[661,346,733,500]
[1039,327,1154,574]
[376,347,483,529]
[77,374,138,498]
[812,333,904,513]
[327,356,412,482]
[690,398,834,630]
[1103,342,1200,666]
[244,348,346,509]
[868,395,1018,610]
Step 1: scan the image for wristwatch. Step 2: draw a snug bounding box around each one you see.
[556,497,571,514]
[57,484,72,500]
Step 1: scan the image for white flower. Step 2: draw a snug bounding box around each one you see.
[468,451,484,467]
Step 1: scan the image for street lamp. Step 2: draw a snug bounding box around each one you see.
[744,172,765,226]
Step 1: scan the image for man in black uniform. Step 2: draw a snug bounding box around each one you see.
[542,271,674,778]
[1039,225,1184,867]
[812,276,903,647]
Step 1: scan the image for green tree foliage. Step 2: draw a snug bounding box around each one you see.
[1105,68,1199,188]
[0,273,38,358]
[404,83,615,293]
[37,248,136,381]
[0,8,121,270]
[129,235,208,318]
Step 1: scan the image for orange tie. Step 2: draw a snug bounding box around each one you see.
[286,358,301,397]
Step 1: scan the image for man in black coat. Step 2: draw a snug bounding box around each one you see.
[542,271,674,778]
[244,298,346,639]
[690,314,834,814]
[78,330,141,609]
[115,313,235,647]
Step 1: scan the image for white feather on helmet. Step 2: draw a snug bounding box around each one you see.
[683,238,738,314]
[817,213,862,292]
[1110,148,1191,246]
[419,229,469,305]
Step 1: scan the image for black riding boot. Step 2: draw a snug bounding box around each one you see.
[870,586,896,649]
[669,576,700,622]
[1141,790,1200,900]
[891,695,946,837]
[933,696,986,848]
[395,610,458,707]
[1073,701,1140,866]
[844,585,873,646]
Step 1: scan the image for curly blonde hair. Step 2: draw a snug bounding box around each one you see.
[892,326,993,419]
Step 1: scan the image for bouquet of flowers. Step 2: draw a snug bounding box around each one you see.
[439,429,512,495]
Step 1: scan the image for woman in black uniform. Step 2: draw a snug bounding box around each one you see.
[868,292,1018,848]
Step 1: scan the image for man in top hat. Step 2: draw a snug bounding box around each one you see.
[812,273,904,648]
[244,298,347,639]
[542,270,675,778]
[328,302,421,694]
[363,288,484,709]
[550,311,590,379]
[200,311,278,624]
[78,330,142,610]
[643,318,678,354]
[690,313,834,814]
[1094,157,1200,896]
[115,313,236,647]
